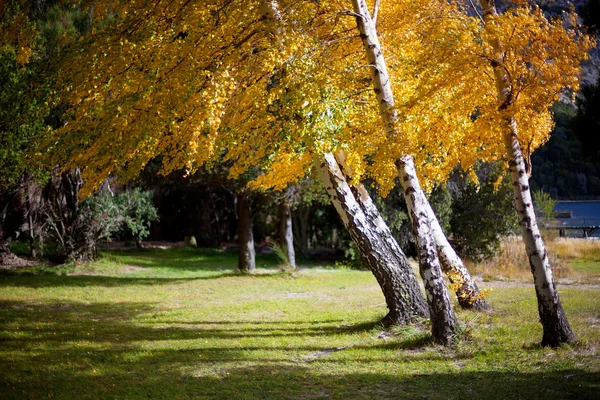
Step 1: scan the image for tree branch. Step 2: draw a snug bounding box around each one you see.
[468,0,485,25]
[372,0,381,27]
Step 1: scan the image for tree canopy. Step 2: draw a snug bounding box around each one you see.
[39,0,592,199]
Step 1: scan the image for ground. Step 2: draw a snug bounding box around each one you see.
[1,247,599,399]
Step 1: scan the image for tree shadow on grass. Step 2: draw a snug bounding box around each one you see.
[2,354,598,399]
[0,268,303,288]
[1,299,598,399]
[0,300,390,344]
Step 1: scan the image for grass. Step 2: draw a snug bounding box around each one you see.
[1,247,599,399]
[470,237,600,282]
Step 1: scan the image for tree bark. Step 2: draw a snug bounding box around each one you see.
[351,0,456,341]
[26,190,36,259]
[336,151,488,310]
[279,202,296,268]
[398,156,456,344]
[427,205,489,310]
[479,0,575,346]
[317,153,429,326]
[236,192,256,272]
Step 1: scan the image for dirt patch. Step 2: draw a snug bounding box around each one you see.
[121,265,147,274]
[295,346,350,363]
[0,253,41,268]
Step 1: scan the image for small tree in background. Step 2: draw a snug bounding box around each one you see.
[533,190,557,222]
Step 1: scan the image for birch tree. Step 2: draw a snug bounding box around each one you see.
[472,0,592,346]
[260,0,429,324]
[349,0,456,344]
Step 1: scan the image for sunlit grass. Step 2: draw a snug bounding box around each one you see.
[470,237,600,282]
[1,248,599,399]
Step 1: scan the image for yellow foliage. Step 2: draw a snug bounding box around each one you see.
[40,0,593,198]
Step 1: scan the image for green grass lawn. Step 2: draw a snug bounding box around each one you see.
[570,260,600,275]
[1,248,599,399]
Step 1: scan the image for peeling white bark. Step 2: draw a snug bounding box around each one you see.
[479,0,575,346]
[317,153,429,325]
[427,203,489,309]
[398,156,456,344]
[351,0,456,343]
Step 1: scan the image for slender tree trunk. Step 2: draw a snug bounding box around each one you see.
[427,206,488,309]
[398,156,456,344]
[279,202,296,268]
[236,193,256,272]
[26,191,36,259]
[317,153,429,326]
[479,0,575,347]
[259,0,429,324]
[292,206,309,252]
[351,0,456,341]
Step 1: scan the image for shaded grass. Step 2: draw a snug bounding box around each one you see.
[1,248,599,399]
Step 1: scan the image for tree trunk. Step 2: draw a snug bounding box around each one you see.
[479,0,575,347]
[351,0,456,341]
[236,193,256,272]
[427,205,489,310]
[292,206,309,252]
[26,191,36,259]
[317,153,429,326]
[336,151,487,310]
[279,202,296,268]
[398,156,456,344]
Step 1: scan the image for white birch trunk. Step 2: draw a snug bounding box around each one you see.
[427,204,489,310]
[259,0,428,324]
[352,0,456,342]
[317,153,429,325]
[398,156,457,344]
[479,0,575,346]
[279,202,296,268]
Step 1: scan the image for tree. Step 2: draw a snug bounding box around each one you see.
[474,0,591,346]
[0,2,52,260]
[346,0,457,343]
[259,0,429,323]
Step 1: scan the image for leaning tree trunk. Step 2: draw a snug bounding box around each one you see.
[352,0,456,342]
[279,202,296,268]
[479,0,575,347]
[260,0,428,325]
[318,153,429,325]
[427,205,489,309]
[236,193,256,272]
[336,151,488,310]
[398,156,456,344]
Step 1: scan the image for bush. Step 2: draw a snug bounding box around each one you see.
[450,164,519,262]
[41,174,158,262]
[116,188,159,247]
